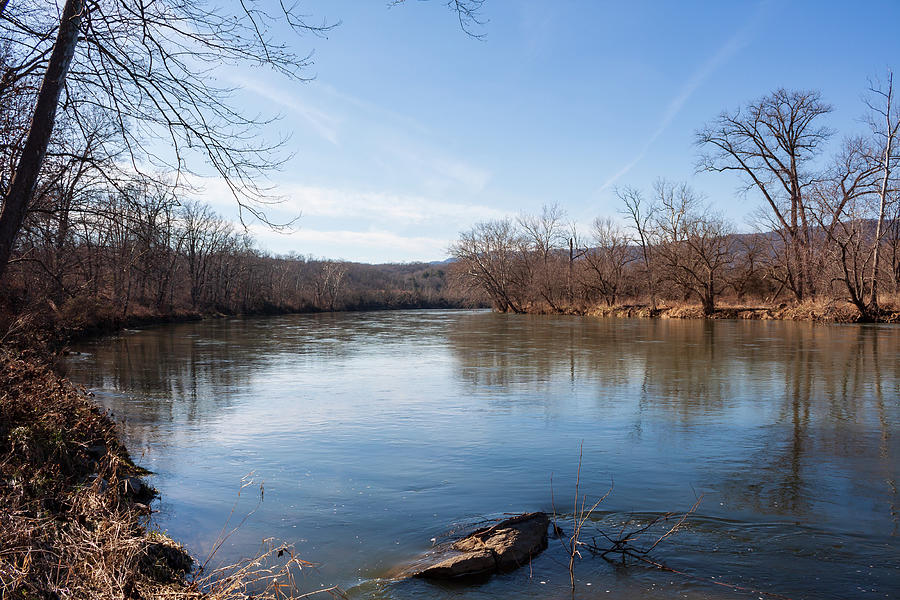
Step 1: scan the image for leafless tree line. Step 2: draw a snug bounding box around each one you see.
[0,0,484,291]
[6,175,460,323]
[0,0,483,328]
[452,76,900,320]
[450,193,747,316]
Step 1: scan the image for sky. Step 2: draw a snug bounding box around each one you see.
[191,0,900,263]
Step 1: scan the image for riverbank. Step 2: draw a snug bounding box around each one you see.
[520,298,900,323]
[1,295,480,351]
[0,345,196,599]
[0,339,330,599]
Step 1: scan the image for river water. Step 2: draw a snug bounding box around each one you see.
[67,310,899,599]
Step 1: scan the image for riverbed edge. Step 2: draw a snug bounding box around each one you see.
[0,344,199,599]
[514,299,900,323]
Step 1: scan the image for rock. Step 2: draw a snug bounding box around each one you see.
[414,512,550,580]
[415,549,497,579]
[86,444,107,459]
[122,476,156,502]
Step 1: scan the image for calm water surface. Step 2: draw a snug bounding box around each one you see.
[67,311,900,599]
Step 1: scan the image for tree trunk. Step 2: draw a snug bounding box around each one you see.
[869,74,895,315]
[0,0,84,281]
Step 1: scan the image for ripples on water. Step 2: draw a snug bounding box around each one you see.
[67,311,900,599]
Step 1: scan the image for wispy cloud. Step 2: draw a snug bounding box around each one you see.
[231,75,342,146]
[275,184,503,226]
[182,176,499,261]
[378,142,492,194]
[249,225,451,262]
[597,7,765,192]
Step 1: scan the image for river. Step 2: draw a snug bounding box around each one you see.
[66,310,899,599]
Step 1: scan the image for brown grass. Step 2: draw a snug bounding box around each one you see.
[574,296,900,323]
[0,345,343,600]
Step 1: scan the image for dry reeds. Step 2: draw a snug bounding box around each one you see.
[0,346,347,600]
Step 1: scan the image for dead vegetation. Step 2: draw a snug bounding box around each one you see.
[0,344,193,599]
[578,296,900,323]
[0,345,345,600]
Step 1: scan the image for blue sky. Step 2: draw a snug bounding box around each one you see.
[194,0,900,263]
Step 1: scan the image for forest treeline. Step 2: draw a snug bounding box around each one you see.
[0,2,480,339]
[451,83,900,321]
[2,183,467,333]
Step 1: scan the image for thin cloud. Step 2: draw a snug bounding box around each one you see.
[270,184,504,226]
[249,225,451,262]
[231,75,342,146]
[598,6,765,192]
[383,144,492,193]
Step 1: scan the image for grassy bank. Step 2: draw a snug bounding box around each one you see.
[0,345,195,599]
[0,344,333,600]
[517,298,900,323]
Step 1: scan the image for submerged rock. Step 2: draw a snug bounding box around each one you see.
[413,512,550,580]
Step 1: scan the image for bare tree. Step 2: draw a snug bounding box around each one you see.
[864,71,900,311]
[652,181,734,315]
[579,217,634,306]
[0,0,84,279]
[697,89,833,302]
[450,219,528,313]
[807,75,899,319]
[618,186,659,310]
[313,260,348,312]
[518,204,567,311]
[0,0,487,282]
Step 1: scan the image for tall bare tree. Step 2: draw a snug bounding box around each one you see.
[697,89,833,302]
[864,72,900,311]
[809,74,900,319]
[0,0,84,280]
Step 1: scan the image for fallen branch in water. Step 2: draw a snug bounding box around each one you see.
[194,538,348,600]
[188,477,348,600]
[582,495,703,563]
[579,496,794,600]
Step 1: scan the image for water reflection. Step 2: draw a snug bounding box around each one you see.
[67,311,900,600]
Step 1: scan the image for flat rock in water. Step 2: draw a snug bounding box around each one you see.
[413,512,550,580]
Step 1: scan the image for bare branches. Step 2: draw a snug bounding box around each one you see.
[450,218,529,313]
[579,216,634,306]
[618,185,659,310]
[651,180,735,315]
[0,0,339,280]
[696,89,833,301]
[390,0,487,39]
[582,496,702,562]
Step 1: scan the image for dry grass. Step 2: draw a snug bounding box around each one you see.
[0,345,188,599]
[577,296,900,323]
[0,346,341,600]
